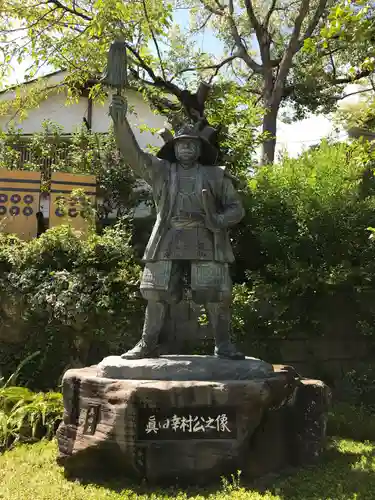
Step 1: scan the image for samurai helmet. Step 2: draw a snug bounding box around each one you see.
[157,120,219,165]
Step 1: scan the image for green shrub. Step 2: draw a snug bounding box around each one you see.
[231,140,375,342]
[0,354,63,451]
[328,401,375,441]
[0,223,143,390]
[335,362,375,410]
[0,388,63,451]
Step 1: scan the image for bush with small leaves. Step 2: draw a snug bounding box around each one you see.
[0,223,143,390]
[231,140,375,346]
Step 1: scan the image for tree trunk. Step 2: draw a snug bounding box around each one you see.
[261,66,281,165]
[261,106,278,164]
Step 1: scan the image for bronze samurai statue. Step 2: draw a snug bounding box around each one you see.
[110,91,245,361]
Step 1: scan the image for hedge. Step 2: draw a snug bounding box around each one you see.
[0,223,143,390]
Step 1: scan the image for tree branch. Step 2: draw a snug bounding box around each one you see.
[192,12,213,33]
[146,93,181,114]
[264,0,278,29]
[1,6,59,32]
[244,0,275,67]
[173,52,241,79]
[129,66,208,122]
[334,87,374,101]
[3,81,65,125]
[141,0,166,81]
[332,69,372,85]
[243,0,263,42]
[282,71,375,104]
[122,41,216,122]
[207,58,232,83]
[273,0,310,103]
[319,44,346,58]
[328,46,336,80]
[213,0,224,10]
[47,0,91,20]
[123,43,160,84]
[299,0,328,46]
[227,0,263,73]
[199,0,224,16]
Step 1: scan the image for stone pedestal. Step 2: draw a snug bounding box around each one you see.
[56,356,330,484]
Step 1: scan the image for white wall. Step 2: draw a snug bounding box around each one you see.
[0,71,168,219]
[91,91,165,150]
[0,90,88,134]
[0,71,165,151]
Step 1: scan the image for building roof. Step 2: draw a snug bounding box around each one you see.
[0,69,66,95]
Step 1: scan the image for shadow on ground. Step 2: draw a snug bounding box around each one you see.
[250,441,375,499]
[60,439,375,499]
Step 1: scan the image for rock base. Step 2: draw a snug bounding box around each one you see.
[56,359,330,484]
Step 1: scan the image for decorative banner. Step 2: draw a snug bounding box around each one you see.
[0,169,41,240]
[50,172,96,234]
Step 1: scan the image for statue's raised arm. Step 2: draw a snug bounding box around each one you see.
[104,39,165,184]
[109,95,165,184]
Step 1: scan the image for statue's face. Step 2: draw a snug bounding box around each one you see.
[174,138,201,164]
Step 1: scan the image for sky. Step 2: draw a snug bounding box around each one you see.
[5,6,363,158]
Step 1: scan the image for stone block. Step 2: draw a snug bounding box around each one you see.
[289,379,331,465]
[56,358,330,484]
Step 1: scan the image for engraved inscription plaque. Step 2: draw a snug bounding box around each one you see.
[137,407,237,440]
[83,404,101,435]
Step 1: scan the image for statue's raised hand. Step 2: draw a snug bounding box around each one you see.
[109,94,128,123]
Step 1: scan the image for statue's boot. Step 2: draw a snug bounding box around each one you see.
[206,302,245,360]
[121,301,166,359]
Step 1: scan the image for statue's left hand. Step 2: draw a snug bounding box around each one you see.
[202,189,224,232]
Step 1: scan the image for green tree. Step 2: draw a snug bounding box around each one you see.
[231,139,375,344]
[179,0,375,163]
[318,0,375,81]
[1,0,373,165]
[335,95,375,133]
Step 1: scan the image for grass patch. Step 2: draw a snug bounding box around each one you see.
[0,438,375,499]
